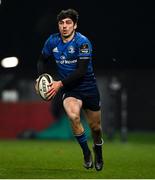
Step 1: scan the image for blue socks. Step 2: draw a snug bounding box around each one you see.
[75,132,90,156]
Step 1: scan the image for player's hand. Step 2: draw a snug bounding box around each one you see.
[46,81,63,100]
[34,77,40,94]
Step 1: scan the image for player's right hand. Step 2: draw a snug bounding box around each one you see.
[46,81,63,100]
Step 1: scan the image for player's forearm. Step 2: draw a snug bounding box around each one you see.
[62,58,89,87]
[37,54,49,75]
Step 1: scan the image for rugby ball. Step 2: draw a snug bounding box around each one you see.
[37,73,54,101]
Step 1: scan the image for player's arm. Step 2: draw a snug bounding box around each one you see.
[50,58,89,89]
[35,35,56,94]
[37,35,55,76]
[35,53,57,90]
[46,58,89,100]
[62,58,89,87]
[37,54,49,75]
[35,54,50,94]
[60,41,91,87]
[46,57,89,100]
[61,41,91,87]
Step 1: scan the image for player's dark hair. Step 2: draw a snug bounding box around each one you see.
[57,9,79,24]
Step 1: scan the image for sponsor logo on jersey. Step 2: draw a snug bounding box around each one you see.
[64,59,77,64]
[80,43,89,54]
[68,46,75,54]
[53,47,59,53]
[56,59,77,64]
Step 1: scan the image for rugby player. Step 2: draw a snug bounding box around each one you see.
[35,9,104,171]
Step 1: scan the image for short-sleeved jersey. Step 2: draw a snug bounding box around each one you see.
[42,32,97,93]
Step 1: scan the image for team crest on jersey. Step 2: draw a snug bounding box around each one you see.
[80,43,89,54]
[68,46,75,54]
[53,47,59,53]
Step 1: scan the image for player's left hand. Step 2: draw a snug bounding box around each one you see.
[34,77,40,94]
[46,81,63,100]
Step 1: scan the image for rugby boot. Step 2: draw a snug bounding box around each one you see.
[83,150,93,169]
[93,145,104,171]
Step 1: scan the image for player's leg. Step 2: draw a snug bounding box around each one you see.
[63,97,93,169]
[84,109,104,171]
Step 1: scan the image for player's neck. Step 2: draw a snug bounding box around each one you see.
[62,31,75,43]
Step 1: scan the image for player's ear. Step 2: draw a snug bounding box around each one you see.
[74,23,77,30]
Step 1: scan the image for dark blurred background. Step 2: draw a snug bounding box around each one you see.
[0,0,155,139]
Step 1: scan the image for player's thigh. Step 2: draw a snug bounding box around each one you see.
[63,97,82,119]
[84,109,101,128]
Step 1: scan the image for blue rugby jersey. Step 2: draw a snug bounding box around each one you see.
[41,32,97,92]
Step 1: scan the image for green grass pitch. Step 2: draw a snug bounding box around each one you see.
[0,132,155,179]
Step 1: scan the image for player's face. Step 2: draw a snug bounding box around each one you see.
[58,18,77,39]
